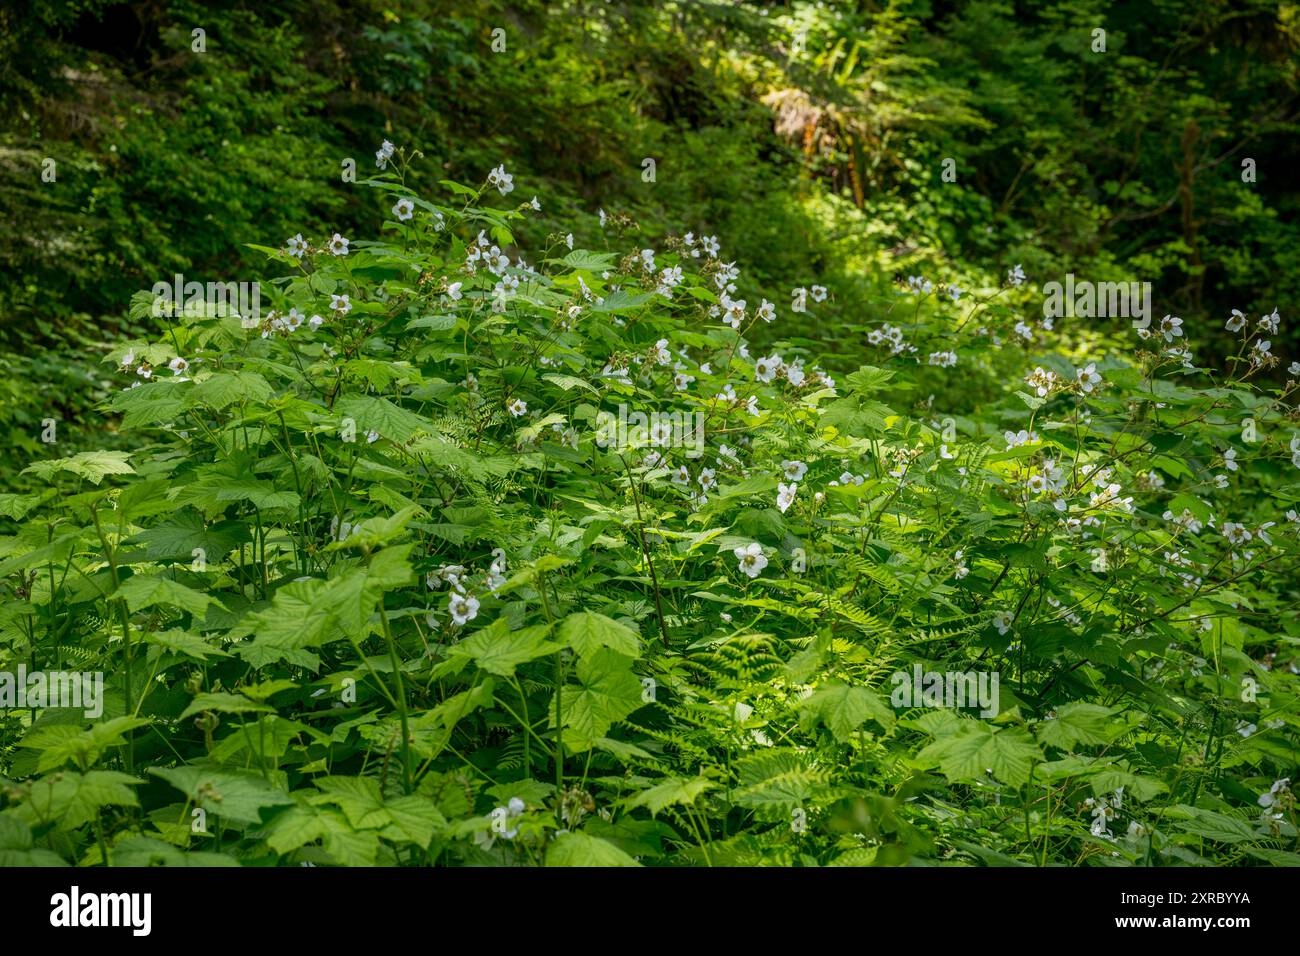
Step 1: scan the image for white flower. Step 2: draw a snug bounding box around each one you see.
[1089,482,1133,513]
[487,164,514,195]
[776,482,798,513]
[168,357,189,375]
[365,430,379,444]
[993,611,1013,635]
[1076,363,1101,393]
[698,468,717,492]
[506,398,527,418]
[953,549,969,579]
[1251,339,1273,367]
[1222,521,1251,546]
[1025,366,1057,397]
[810,285,827,302]
[1226,309,1247,332]
[757,299,776,323]
[331,293,351,315]
[754,354,780,383]
[1258,778,1291,809]
[734,543,768,578]
[781,459,807,481]
[928,351,958,368]
[1004,429,1037,448]
[722,297,746,329]
[448,592,480,626]
[1224,447,1238,471]
[327,233,349,256]
[286,233,308,257]
[1159,314,1183,342]
[446,282,463,301]
[1007,264,1026,286]
[392,197,415,221]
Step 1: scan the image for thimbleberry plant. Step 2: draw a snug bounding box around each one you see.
[1,147,1297,867]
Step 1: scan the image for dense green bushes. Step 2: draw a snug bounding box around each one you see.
[0,162,1296,865]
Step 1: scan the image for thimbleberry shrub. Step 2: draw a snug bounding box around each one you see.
[1,149,1297,867]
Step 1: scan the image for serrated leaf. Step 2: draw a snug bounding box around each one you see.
[559,611,641,659]
[545,831,641,866]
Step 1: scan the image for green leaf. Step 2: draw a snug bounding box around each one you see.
[454,620,561,677]
[127,512,251,563]
[180,692,275,720]
[559,611,641,659]
[917,722,1042,787]
[190,370,273,409]
[310,776,389,829]
[262,805,327,855]
[622,776,715,817]
[0,814,66,866]
[800,682,895,741]
[545,831,642,866]
[17,771,141,829]
[116,574,221,619]
[20,718,150,773]
[1170,806,1257,844]
[337,395,431,443]
[22,450,136,485]
[1035,702,1118,749]
[556,649,644,750]
[143,629,232,661]
[149,767,293,825]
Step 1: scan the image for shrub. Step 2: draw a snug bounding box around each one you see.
[1,148,1296,866]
